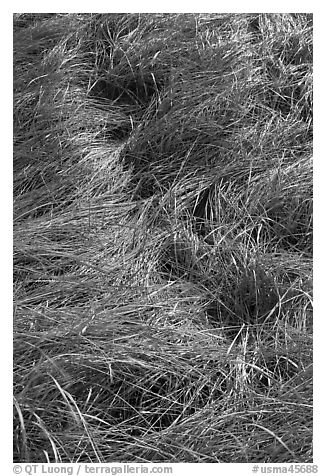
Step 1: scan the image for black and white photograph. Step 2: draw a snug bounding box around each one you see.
[12,9,314,469]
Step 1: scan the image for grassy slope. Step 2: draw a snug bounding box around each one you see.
[13,13,313,463]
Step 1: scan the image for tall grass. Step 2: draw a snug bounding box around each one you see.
[13,13,312,463]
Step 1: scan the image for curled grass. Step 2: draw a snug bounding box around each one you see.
[14,13,312,463]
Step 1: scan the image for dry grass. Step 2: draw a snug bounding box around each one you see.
[13,13,312,463]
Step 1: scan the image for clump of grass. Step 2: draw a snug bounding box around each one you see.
[14,13,312,463]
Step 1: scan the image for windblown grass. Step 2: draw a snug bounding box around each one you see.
[13,13,312,463]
